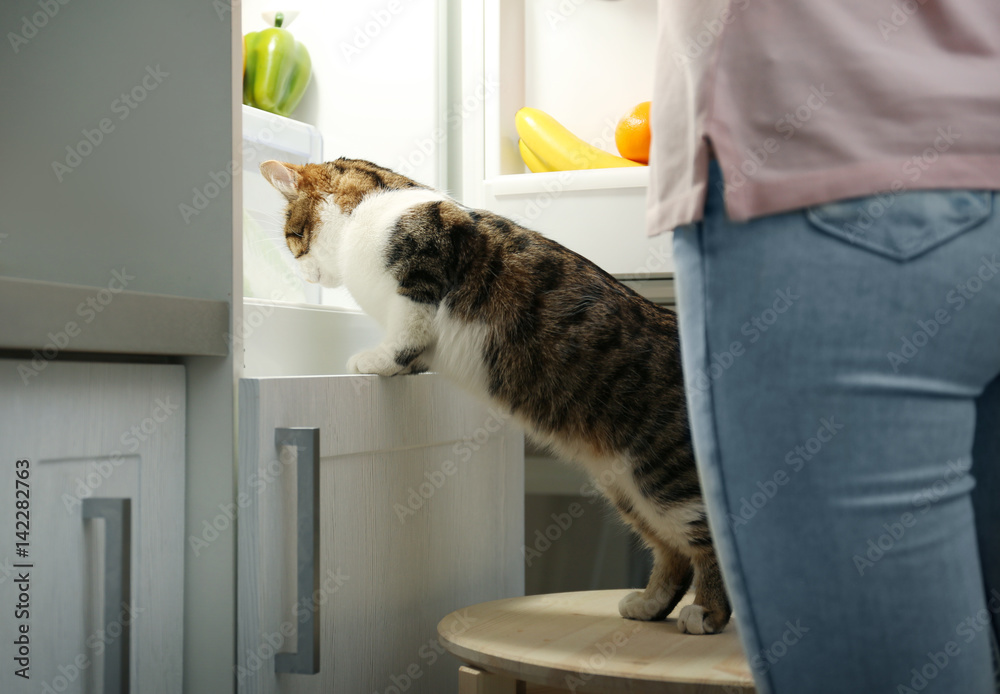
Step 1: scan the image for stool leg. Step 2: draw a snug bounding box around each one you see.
[458,665,524,694]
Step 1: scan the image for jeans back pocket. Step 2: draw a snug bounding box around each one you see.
[805,190,993,261]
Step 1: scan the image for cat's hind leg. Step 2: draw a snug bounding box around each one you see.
[348,296,436,376]
[677,548,732,635]
[619,540,694,621]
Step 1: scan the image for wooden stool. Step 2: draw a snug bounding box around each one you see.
[438,589,756,694]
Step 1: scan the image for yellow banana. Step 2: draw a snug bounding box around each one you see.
[518,139,551,173]
[515,107,642,171]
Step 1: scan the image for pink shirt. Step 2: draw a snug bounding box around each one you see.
[647,0,1000,236]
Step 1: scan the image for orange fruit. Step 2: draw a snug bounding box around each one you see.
[615,101,652,164]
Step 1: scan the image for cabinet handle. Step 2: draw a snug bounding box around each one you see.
[82,498,132,694]
[274,427,321,675]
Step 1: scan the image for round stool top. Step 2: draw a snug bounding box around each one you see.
[438,590,755,693]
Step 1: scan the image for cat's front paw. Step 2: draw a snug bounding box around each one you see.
[348,347,404,377]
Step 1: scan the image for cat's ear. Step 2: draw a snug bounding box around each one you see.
[260,160,301,201]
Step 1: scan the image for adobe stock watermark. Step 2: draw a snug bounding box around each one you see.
[673,0,751,65]
[518,169,573,223]
[745,619,810,676]
[516,117,622,223]
[36,602,144,694]
[339,0,407,64]
[180,155,252,225]
[522,501,585,567]
[225,288,305,356]
[894,588,1000,693]
[189,442,306,557]
[372,609,478,694]
[395,74,499,179]
[545,0,591,29]
[887,253,998,373]
[180,111,295,225]
[838,127,963,250]
[393,408,510,523]
[727,416,845,531]
[563,621,645,692]
[629,242,674,280]
[852,457,970,576]
[721,84,833,196]
[900,127,962,182]
[179,165,239,225]
[7,0,71,53]
[524,448,651,568]
[52,66,168,182]
[235,568,349,683]
[61,396,181,513]
[0,557,15,589]
[579,455,634,502]
[688,287,800,393]
[877,0,928,40]
[17,268,135,385]
[211,0,239,20]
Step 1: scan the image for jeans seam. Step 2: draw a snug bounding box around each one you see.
[695,211,777,694]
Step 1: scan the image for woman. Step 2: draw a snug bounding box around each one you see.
[650,3,1000,692]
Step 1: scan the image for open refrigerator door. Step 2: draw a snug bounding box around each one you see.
[242,104,324,305]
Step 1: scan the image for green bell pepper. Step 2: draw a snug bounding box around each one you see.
[243,13,311,118]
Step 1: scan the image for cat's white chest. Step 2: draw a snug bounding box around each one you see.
[338,188,449,325]
[426,306,492,396]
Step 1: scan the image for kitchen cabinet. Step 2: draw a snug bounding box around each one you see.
[237,374,523,693]
[0,360,185,694]
[1,0,238,690]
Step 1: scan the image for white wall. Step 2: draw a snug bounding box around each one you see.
[523,0,657,149]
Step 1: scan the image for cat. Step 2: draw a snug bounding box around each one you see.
[260,157,732,635]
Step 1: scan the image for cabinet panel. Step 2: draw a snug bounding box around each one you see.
[0,360,185,693]
[238,374,524,694]
[0,0,235,302]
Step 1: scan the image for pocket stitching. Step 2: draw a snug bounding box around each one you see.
[805,191,993,262]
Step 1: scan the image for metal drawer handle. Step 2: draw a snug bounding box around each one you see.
[82,498,132,694]
[274,427,321,675]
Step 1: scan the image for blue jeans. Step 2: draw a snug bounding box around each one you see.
[673,163,1000,694]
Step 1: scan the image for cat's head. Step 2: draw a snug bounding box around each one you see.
[260,157,424,287]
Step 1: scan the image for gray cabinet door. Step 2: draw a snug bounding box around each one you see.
[0,360,185,693]
[237,374,524,694]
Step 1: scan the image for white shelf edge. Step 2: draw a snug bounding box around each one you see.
[241,104,323,161]
[485,166,649,197]
[243,297,364,315]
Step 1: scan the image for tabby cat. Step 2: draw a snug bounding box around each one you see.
[260,157,731,634]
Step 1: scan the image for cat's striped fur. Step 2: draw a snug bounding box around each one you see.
[261,157,732,634]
